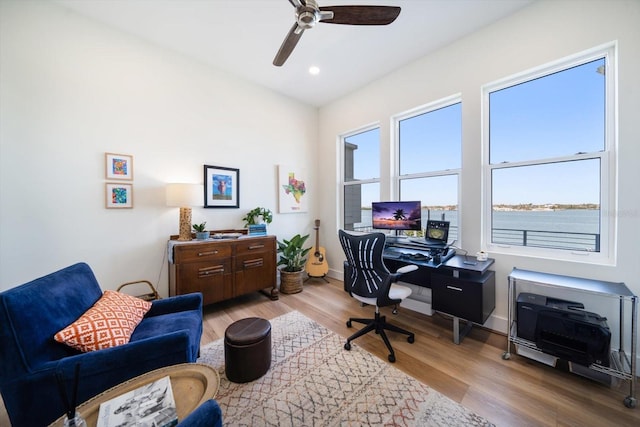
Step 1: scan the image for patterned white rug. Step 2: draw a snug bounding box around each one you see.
[197,311,494,426]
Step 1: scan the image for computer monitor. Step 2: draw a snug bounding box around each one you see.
[371,201,422,231]
[424,220,450,247]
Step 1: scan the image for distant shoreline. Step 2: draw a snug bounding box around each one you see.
[492,203,599,211]
[361,204,599,212]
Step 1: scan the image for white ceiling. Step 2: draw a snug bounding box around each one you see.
[55,0,533,107]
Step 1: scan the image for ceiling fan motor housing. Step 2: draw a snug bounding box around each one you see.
[297,1,320,29]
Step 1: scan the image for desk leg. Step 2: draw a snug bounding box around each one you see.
[453,316,473,345]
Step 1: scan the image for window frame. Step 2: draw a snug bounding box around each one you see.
[481,43,617,265]
[393,95,462,241]
[340,123,381,231]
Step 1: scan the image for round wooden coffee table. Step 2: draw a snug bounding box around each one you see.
[50,363,219,426]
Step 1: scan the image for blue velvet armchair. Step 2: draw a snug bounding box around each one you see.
[0,262,203,427]
[178,400,223,427]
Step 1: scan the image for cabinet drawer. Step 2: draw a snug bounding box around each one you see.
[235,250,276,273]
[173,243,232,263]
[177,259,232,280]
[235,252,276,296]
[235,237,273,256]
[175,261,233,305]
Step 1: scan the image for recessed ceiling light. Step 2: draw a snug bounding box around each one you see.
[309,66,320,75]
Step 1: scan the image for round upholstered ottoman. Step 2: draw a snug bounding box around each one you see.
[224,317,272,383]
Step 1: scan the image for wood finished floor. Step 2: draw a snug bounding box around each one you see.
[2,277,638,426]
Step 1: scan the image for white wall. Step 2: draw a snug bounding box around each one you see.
[0,1,318,293]
[2,0,639,341]
[318,0,640,333]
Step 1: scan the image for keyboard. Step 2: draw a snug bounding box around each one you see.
[408,238,428,245]
[384,249,403,258]
[406,253,431,261]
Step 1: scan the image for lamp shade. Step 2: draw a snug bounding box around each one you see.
[166,183,202,207]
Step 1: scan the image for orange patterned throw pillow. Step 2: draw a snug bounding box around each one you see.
[54,290,152,352]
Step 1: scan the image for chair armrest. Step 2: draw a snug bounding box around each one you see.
[146,292,203,317]
[396,265,418,275]
[389,264,418,284]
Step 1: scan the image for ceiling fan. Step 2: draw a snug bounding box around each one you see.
[273,0,401,66]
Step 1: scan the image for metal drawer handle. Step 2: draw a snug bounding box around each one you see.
[248,244,265,250]
[243,258,264,268]
[199,266,224,276]
[198,250,219,257]
[446,285,463,292]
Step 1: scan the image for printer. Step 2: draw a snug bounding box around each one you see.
[517,293,611,367]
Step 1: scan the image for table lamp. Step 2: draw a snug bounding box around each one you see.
[166,183,203,241]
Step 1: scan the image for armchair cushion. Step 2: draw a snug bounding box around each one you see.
[54,290,152,352]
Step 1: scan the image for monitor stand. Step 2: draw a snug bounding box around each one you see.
[385,231,407,244]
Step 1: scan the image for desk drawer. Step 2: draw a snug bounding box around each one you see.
[173,243,232,263]
[432,271,495,324]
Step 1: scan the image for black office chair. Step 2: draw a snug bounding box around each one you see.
[338,230,418,362]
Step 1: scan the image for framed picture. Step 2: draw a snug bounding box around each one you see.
[105,183,133,209]
[278,165,308,213]
[105,153,133,180]
[204,165,239,208]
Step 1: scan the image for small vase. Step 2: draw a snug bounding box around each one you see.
[195,231,209,240]
[63,414,87,427]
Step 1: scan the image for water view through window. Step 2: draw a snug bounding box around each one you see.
[343,50,612,255]
[487,56,607,252]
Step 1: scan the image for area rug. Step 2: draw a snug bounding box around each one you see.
[197,311,494,426]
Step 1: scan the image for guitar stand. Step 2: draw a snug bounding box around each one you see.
[305,274,330,283]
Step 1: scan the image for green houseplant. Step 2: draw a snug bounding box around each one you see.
[242,207,273,227]
[277,233,311,294]
[192,222,209,240]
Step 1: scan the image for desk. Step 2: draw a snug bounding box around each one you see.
[382,243,496,344]
[50,364,219,427]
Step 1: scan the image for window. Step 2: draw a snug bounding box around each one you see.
[342,126,380,231]
[395,98,462,241]
[484,44,616,263]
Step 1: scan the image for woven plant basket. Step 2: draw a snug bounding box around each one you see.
[280,269,304,294]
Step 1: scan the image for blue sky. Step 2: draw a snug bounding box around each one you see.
[346,58,605,207]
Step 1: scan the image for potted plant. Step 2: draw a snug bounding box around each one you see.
[242,207,273,227]
[192,222,209,240]
[277,233,311,294]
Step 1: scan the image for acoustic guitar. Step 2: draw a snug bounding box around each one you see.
[306,219,329,278]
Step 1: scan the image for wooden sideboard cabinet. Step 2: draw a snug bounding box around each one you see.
[168,235,278,305]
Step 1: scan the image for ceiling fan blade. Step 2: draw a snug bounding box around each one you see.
[273,24,305,67]
[318,6,401,25]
